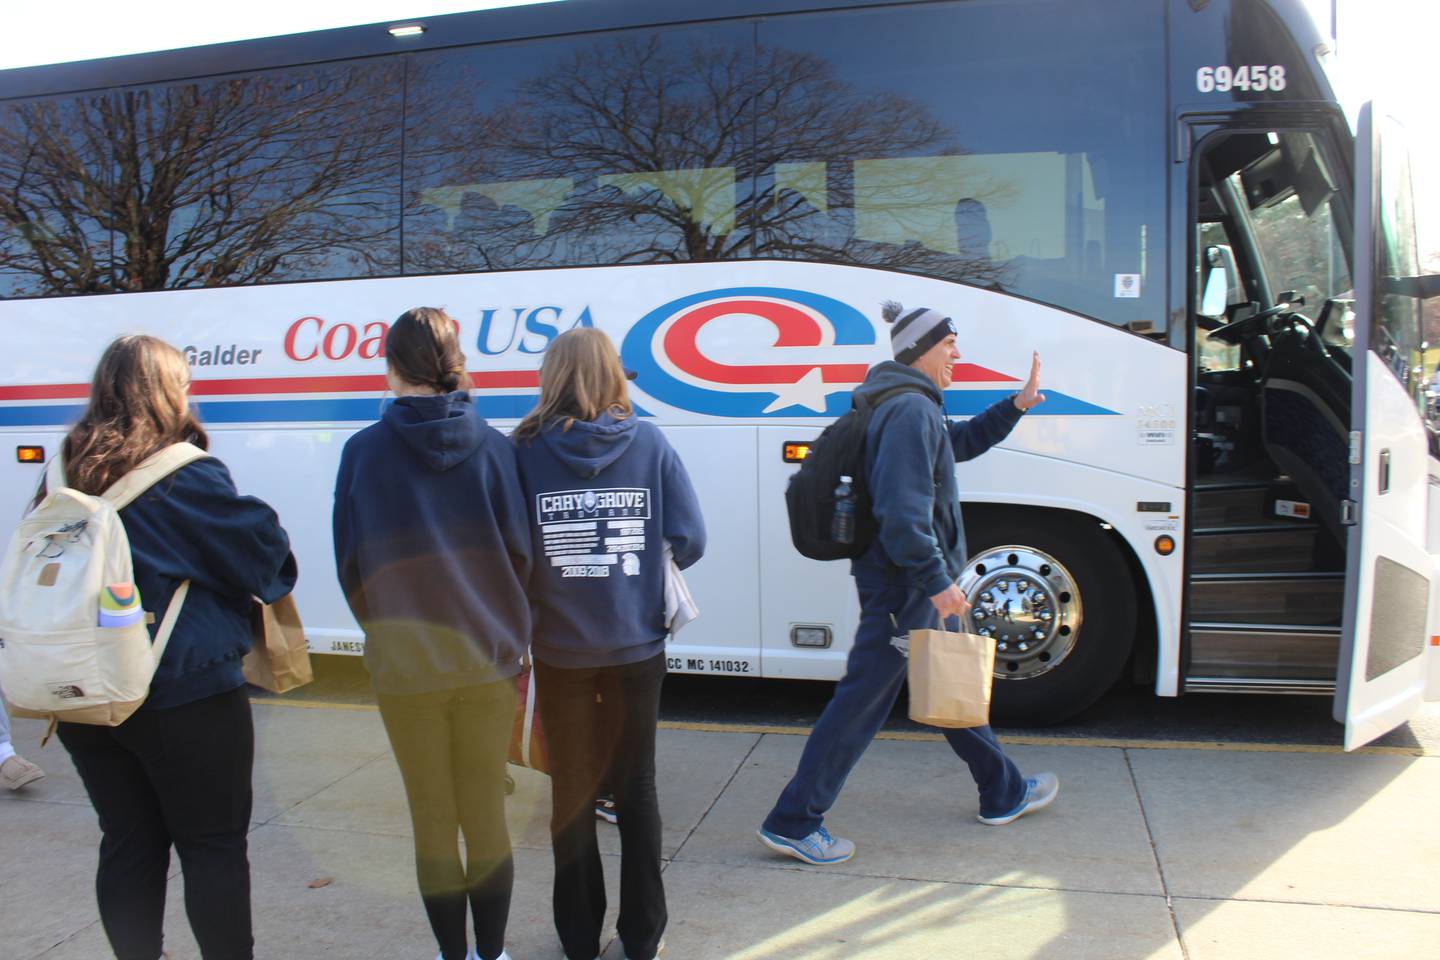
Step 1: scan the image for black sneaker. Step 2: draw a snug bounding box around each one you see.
[594,795,618,824]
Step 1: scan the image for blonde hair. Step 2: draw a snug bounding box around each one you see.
[513,327,632,440]
[59,335,208,496]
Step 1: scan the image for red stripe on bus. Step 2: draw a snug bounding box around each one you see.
[0,370,539,401]
[191,375,389,395]
[950,364,1018,383]
[0,383,90,400]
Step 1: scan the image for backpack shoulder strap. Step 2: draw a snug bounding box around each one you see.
[102,443,210,511]
[854,382,933,411]
[150,578,190,661]
[43,449,67,495]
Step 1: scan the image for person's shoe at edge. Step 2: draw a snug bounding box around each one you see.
[756,825,856,864]
[1,754,44,791]
[594,795,617,824]
[976,772,1059,826]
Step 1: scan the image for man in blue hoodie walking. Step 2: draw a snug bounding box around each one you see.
[758,301,1059,865]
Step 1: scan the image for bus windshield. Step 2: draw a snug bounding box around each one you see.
[1232,131,1354,349]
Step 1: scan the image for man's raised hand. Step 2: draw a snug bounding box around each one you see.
[1014,351,1045,412]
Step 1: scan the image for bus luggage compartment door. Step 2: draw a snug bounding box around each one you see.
[657,425,761,678]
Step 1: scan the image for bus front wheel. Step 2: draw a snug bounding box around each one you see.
[959,509,1138,726]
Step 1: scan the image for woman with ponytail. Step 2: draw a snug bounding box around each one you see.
[332,307,532,960]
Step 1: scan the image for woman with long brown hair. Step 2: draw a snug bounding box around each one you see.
[512,327,705,960]
[332,307,531,960]
[52,335,296,960]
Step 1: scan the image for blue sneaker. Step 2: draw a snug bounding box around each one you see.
[977,772,1059,825]
[756,825,855,864]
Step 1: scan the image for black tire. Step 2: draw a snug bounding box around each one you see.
[963,507,1138,726]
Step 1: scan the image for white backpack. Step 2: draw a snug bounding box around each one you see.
[0,443,208,730]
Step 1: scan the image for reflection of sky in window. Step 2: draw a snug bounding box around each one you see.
[761,0,1161,154]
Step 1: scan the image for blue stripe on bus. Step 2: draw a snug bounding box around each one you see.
[0,405,80,426]
[0,392,1102,426]
[194,396,548,423]
[941,390,1117,416]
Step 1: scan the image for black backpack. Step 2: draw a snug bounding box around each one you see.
[785,384,929,561]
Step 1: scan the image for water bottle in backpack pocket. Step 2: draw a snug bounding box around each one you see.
[831,476,856,545]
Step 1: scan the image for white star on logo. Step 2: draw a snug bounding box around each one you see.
[762,367,831,414]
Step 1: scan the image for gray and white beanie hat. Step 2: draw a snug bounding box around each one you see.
[881,301,956,366]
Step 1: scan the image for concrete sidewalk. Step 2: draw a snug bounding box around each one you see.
[3,701,1438,960]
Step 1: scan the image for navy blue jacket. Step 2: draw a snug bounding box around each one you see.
[512,413,705,668]
[333,393,533,695]
[852,361,1024,596]
[120,457,296,710]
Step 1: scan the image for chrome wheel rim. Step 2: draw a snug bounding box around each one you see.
[958,545,1083,680]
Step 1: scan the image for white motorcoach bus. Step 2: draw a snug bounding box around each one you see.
[1,0,1436,747]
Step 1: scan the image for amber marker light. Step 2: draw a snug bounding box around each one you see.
[17,446,44,463]
[1154,535,1175,556]
[783,442,812,463]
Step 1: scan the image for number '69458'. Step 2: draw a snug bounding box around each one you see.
[1196,65,1287,93]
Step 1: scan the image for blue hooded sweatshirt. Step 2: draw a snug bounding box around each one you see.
[119,456,297,710]
[332,392,532,695]
[512,413,705,669]
[852,361,1025,597]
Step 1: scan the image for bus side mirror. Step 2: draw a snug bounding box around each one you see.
[1200,244,1239,319]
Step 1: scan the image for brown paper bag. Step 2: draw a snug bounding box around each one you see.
[907,628,995,728]
[243,594,313,694]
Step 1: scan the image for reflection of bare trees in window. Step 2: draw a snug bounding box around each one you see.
[0,63,401,297]
[405,36,1017,289]
[0,98,112,295]
[2,33,1025,297]
[405,37,761,272]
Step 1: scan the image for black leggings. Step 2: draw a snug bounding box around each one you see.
[536,652,667,960]
[58,686,255,960]
[376,680,517,960]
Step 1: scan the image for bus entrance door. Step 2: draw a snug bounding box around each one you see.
[1335,103,1434,750]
